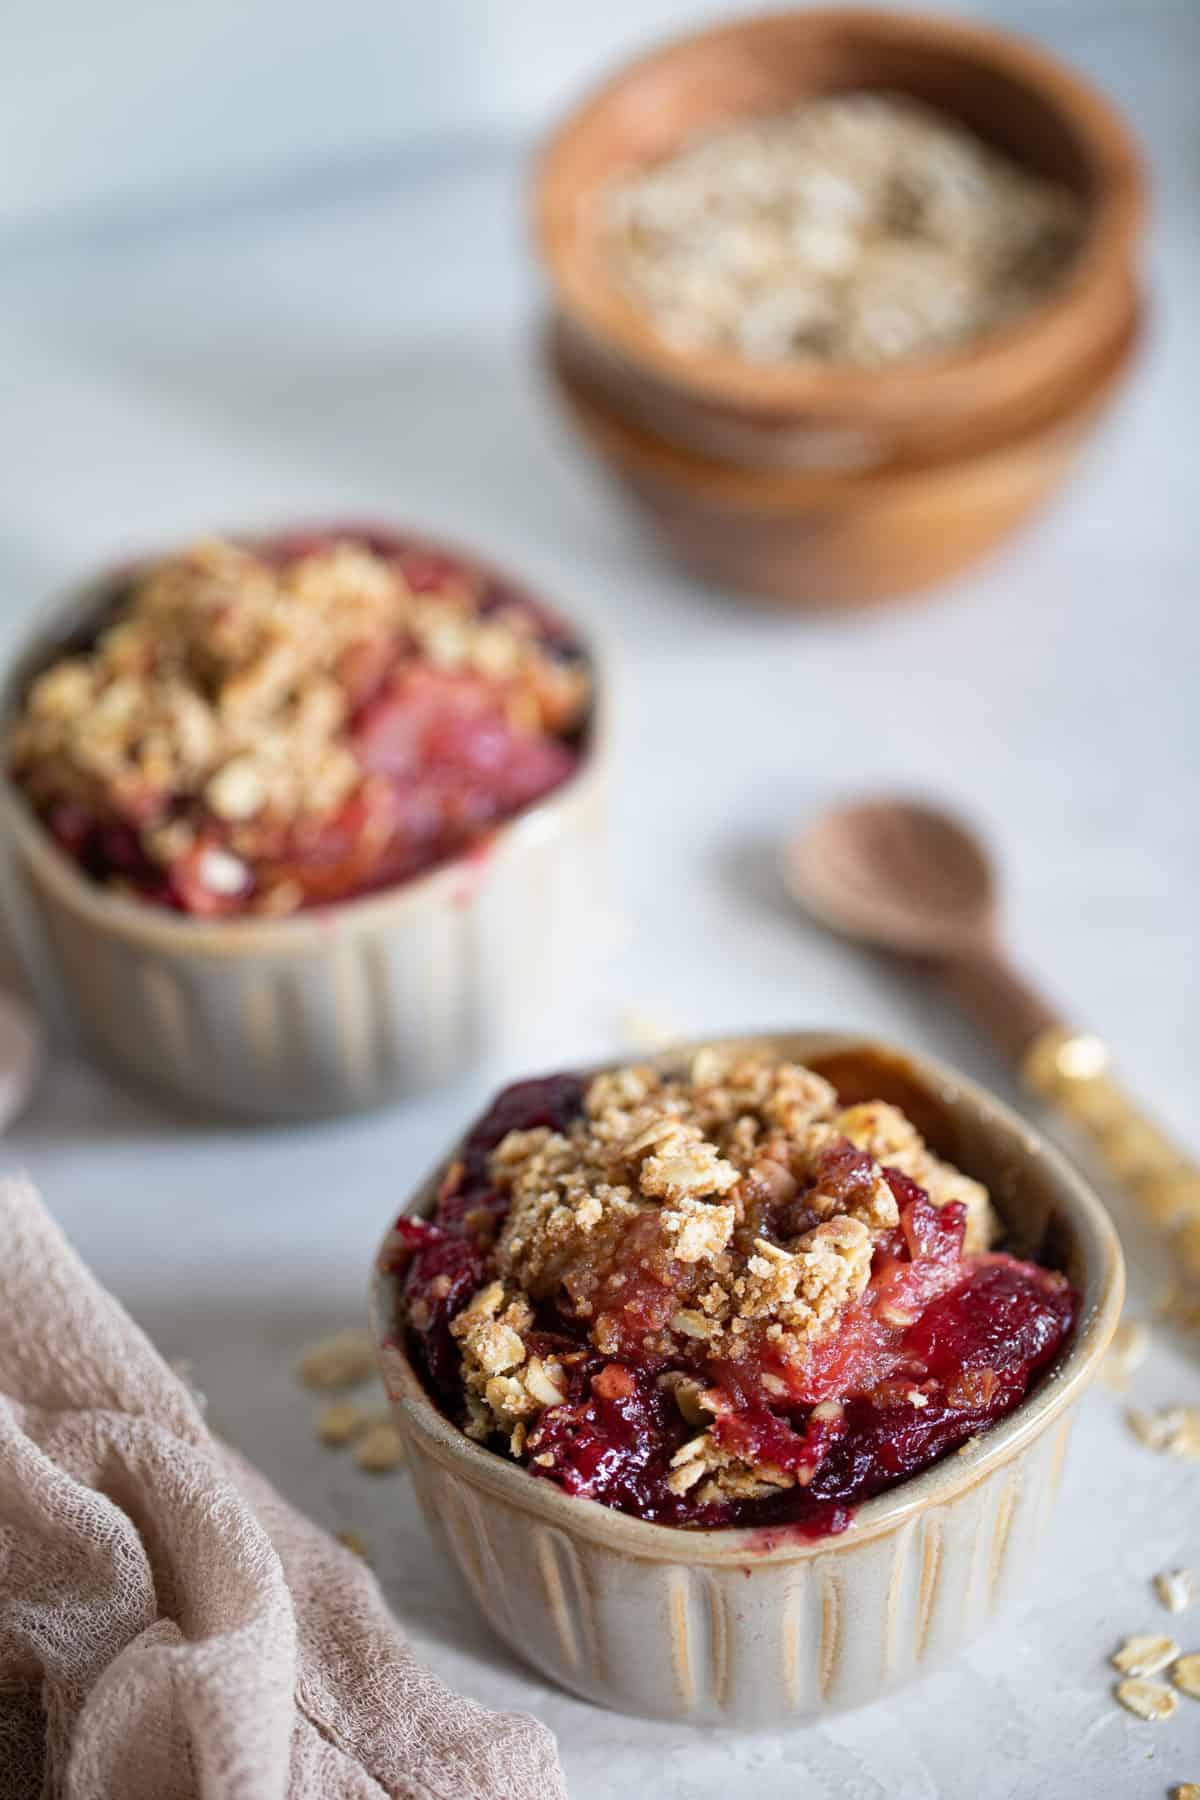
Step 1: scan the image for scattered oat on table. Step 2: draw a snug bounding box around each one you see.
[336,1529,371,1562]
[297,1329,375,1392]
[1173,1655,1200,1700]
[1113,1635,1181,1678]
[352,1419,405,1473]
[1126,1406,1200,1459]
[1157,1570,1197,1616]
[1101,1319,1151,1393]
[316,1399,371,1446]
[1115,1678,1178,1722]
[1170,1785,1200,1799]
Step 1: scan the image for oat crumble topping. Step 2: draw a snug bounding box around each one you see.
[485,1055,996,1402]
[9,533,589,916]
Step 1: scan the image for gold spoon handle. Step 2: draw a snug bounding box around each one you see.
[1023,1025,1200,1282]
[941,947,1200,1283]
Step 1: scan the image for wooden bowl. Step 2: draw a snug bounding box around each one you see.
[547,287,1141,609]
[535,8,1146,474]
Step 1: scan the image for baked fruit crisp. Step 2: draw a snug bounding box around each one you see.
[7,530,590,916]
[389,1049,1076,1535]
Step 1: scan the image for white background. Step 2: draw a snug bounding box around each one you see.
[1,2,1198,1795]
[0,0,1187,232]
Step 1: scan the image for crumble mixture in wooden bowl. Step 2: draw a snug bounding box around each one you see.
[601,93,1083,368]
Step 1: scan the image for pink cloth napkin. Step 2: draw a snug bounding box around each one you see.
[0,1178,567,1800]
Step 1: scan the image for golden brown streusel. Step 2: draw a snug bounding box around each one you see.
[13,542,378,832]
[450,1279,568,1450]
[833,1101,994,1250]
[458,1048,999,1450]
[667,1428,795,1504]
[735,1220,874,1336]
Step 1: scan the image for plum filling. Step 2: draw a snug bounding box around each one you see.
[390,1061,1076,1536]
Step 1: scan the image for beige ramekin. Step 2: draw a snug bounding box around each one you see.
[370,1032,1123,1726]
[0,535,607,1119]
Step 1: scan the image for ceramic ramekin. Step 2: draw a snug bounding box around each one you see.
[370,1032,1123,1726]
[0,530,607,1119]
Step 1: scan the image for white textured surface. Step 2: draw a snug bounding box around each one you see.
[1,6,1198,1794]
[0,0,1171,231]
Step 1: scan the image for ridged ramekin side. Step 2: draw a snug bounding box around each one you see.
[0,748,606,1118]
[392,1382,1076,1726]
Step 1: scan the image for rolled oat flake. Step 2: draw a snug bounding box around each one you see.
[603,92,1082,367]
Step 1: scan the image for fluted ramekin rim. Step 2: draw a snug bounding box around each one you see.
[370,1029,1124,1566]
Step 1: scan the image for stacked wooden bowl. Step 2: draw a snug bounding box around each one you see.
[534,9,1146,609]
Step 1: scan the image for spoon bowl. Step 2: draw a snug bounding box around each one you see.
[786,794,1200,1289]
[784,796,997,957]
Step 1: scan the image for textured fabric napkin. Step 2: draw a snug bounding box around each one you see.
[0,1177,567,1800]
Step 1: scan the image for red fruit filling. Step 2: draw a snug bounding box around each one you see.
[391,1068,1077,1537]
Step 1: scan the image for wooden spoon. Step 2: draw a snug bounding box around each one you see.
[785,796,1200,1285]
